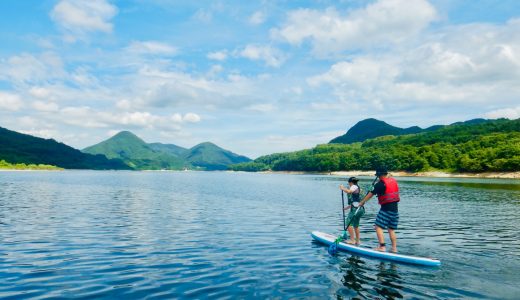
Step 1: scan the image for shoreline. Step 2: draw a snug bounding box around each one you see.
[1,168,519,179]
[262,170,520,179]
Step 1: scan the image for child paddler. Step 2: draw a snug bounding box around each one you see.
[359,167,400,253]
[339,177,365,245]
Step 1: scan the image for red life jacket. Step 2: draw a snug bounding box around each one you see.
[377,177,400,205]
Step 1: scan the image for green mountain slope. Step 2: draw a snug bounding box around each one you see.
[232,118,520,173]
[0,126,130,170]
[83,131,186,170]
[183,142,251,170]
[330,118,494,144]
[83,132,251,170]
[148,142,187,157]
[329,118,421,144]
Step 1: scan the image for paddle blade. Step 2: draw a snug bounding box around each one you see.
[328,243,338,256]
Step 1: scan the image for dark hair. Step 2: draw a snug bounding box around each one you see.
[348,177,359,184]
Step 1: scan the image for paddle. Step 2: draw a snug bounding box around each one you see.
[328,176,379,256]
[341,190,347,238]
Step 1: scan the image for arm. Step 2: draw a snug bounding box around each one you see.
[339,184,352,194]
[358,192,374,207]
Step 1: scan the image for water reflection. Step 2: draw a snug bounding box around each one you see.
[339,256,404,300]
[340,256,370,293]
[374,262,403,299]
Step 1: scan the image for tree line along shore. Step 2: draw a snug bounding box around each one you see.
[230,119,520,175]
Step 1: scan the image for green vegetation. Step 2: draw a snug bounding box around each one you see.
[329,117,489,144]
[0,126,131,170]
[231,118,520,173]
[330,118,423,144]
[0,160,62,170]
[83,131,251,170]
[182,142,251,170]
[83,131,186,170]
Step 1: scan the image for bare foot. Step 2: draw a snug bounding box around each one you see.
[374,246,386,252]
[355,240,361,246]
[346,240,356,245]
[391,248,398,253]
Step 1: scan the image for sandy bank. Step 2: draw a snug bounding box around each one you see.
[257,170,520,179]
[331,170,520,179]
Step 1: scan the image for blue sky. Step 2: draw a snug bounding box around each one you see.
[0,0,519,158]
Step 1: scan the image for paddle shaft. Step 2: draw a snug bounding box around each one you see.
[341,191,346,231]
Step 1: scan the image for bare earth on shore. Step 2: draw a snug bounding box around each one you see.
[330,170,520,179]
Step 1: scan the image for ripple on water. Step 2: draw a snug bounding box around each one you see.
[0,171,519,299]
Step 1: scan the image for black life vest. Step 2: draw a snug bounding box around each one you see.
[348,185,361,205]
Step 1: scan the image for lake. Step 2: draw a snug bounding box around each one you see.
[1,171,519,299]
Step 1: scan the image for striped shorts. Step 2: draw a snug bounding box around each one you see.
[375,210,399,229]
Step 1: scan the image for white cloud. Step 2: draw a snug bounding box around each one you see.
[126,41,178,56]
[20,129,59,140]
[29,87,52,98]
[193,9,212,23]
[485,106,520,119]
[249,11,266,25]
[308,58,391,88]
[57,105,199,132]
[32,101,60,112]
[116,99,132,110]
[0,52,66,85]
[183,113,201,123]
[238,44,286,67]
[0,92,23,111]
[207,64,224,77]
[247,104,275,112]
[398,21,520,84]
[50,0,118,40]
[307,17,520,110]
[272,0,437,55]
[126,66,263,110]
[207,50,228,61]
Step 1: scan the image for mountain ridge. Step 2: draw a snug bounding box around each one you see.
[0,126,130,170]
[329,118,494,144]
[83,131,251,170]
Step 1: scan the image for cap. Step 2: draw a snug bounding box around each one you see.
[375,167,388,176]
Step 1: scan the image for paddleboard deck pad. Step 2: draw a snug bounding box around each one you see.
[311,231,441,267]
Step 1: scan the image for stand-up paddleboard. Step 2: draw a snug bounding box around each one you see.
[312,231,441,267]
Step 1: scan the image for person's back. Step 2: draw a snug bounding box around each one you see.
[339,177,365,245]
[358,168,400,252]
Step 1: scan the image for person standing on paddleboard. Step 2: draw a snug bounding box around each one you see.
[358,167,400,253]
[339,177,364,245]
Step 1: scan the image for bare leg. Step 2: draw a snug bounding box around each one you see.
[355,227,361,245]
[375,225,386,251]
[346,226,356,244]
[388,229,397,252]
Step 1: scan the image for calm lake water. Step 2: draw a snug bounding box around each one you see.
[1,171,519,299]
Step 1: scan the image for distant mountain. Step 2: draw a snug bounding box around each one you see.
[82,131,186,170]
[83,131,251,170]
[329,118,422,144]
[183,142,251,170]
[232,118,520,173]
[0,126,130,170]
[148,142,187,157]
[329,118,496,144]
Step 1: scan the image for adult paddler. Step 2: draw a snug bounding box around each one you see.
[358,167,400,253]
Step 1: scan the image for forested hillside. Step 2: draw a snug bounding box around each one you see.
[231,118,520,173]
[0,127,131,170]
